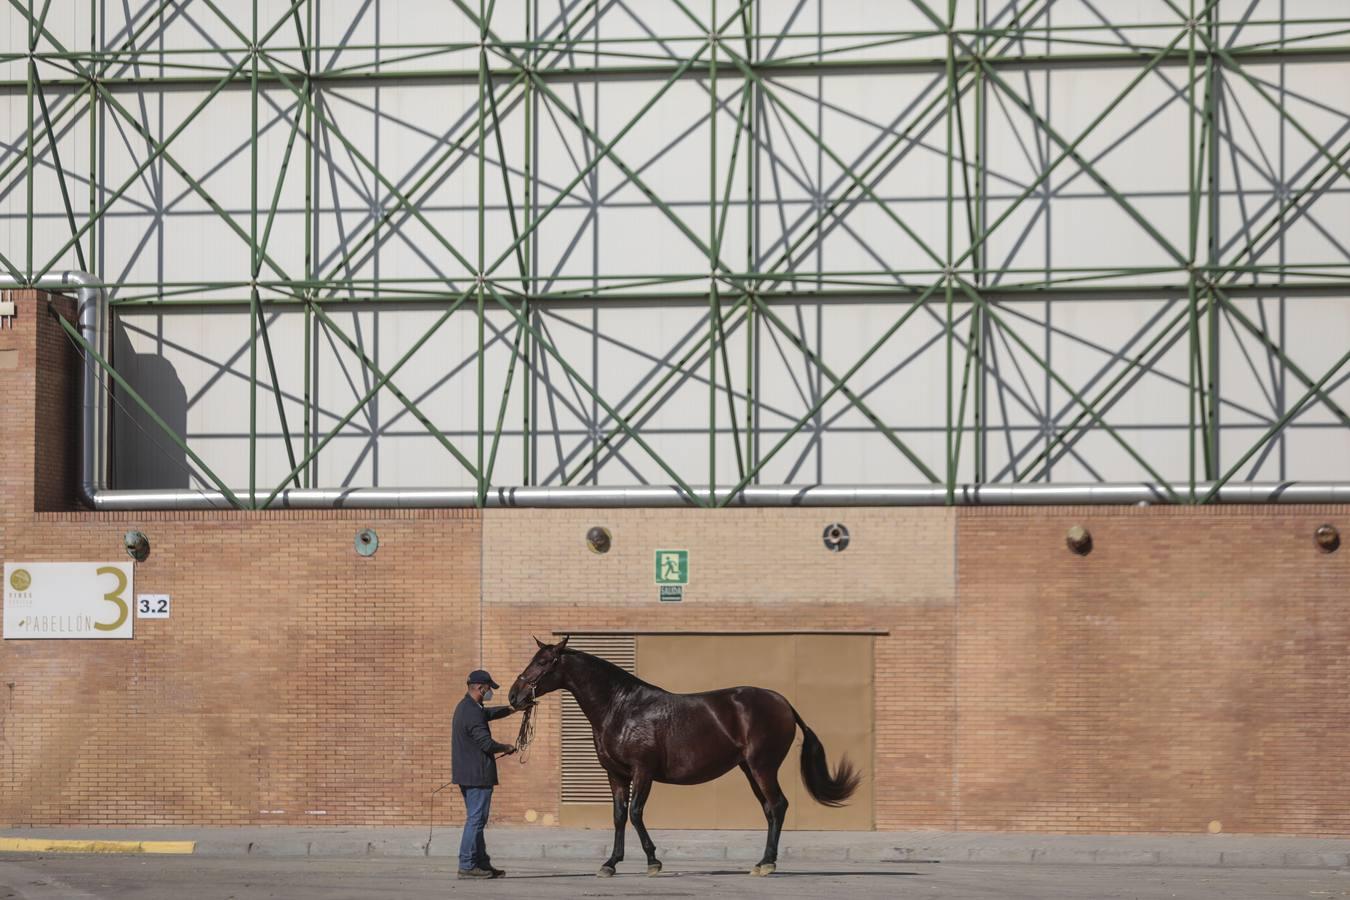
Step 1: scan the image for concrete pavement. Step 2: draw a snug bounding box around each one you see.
[3,857,1350,900]
[1,826,1346,868]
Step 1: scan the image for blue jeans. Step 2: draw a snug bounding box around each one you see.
[458,786,493,871]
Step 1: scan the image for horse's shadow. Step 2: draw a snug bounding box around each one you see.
[506,869,920,879]
[717,870,920,877]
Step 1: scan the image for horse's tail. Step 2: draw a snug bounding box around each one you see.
[790,706,860,807]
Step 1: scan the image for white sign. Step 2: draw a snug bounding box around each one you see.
[3,562,135,639]
[136,594,171,619]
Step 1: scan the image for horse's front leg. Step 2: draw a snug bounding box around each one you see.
[627,770,662,876]
[597,771,628,878]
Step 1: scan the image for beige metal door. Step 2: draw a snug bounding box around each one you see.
[636,634,874,830]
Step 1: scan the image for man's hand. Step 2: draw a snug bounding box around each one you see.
[502,745,518,756]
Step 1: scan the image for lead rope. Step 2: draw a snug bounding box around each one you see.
[426,781,453,852]
[514,687,537,764]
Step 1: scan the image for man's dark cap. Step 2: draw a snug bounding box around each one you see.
[467,669,499,689]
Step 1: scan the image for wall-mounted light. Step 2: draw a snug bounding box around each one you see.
[355,528,379,557]
[124,530,150,562]
[1065,525,1093,556]
[586,526,612,554]
[1315,524,1340,554]
[822,523,850,552]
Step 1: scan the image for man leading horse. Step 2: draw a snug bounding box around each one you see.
[451,668,524,880]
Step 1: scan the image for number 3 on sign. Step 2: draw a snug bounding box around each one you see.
[136,594,171,619]
[94,565,129,631]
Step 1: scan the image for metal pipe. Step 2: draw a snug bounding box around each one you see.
[6,274,1350,511]
[83,483,1350,511]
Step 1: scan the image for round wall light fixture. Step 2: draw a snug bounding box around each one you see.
[1314,524,1340,554]
[124,530,151,562]
[586,526,612,554]
[355,528,379,557]
[1066,525,1093,556]
[822,523,850,552]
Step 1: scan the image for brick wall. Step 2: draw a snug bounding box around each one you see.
[0,289,78,513]
[956,506,1350,835]
[1,289,41,516]
[480,508,957,831]
[32,292,78,512]
[1,291,1348,834]
[0,511,482,827]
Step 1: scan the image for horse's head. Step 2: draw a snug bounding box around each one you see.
[508,635,570,709]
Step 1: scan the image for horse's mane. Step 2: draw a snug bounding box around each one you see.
[563,646,656,691]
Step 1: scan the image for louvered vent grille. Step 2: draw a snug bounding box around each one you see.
[560,634,636,804]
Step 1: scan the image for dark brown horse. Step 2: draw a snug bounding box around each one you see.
[508,636,859,877]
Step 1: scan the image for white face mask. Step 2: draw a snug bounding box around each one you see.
[482,688,494,703]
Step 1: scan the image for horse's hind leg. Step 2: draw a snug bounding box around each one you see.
[597,771,628,878]
[627,770,662,875]
[740,760,788,875]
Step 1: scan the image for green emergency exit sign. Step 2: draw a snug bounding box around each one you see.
[654,549,688,585]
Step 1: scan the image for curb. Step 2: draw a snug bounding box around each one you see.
[0,838,195,855]
[2,832,1346,869]
[211,841,1350,868]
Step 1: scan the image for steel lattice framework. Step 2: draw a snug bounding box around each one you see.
[2,1,1349,507]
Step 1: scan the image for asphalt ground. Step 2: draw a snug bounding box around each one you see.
[2,856,1350,900]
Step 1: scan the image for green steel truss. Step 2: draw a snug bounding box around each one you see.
[3,1,1349,508]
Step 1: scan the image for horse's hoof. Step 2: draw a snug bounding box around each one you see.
[647,862,663,876]
[750,863,776,876]
[597,865,615,878]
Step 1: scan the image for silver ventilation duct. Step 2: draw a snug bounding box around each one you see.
[82,483,1350,511]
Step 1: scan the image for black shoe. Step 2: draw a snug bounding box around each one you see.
[457,867,494,879]
[476,857,505,878]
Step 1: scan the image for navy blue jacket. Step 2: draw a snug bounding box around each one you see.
[451,693,516,787]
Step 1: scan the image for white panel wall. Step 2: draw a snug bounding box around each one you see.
[2,1,1347,492]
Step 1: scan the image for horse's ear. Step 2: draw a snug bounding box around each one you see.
[534,635,546,649]
[557,635,570,650]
